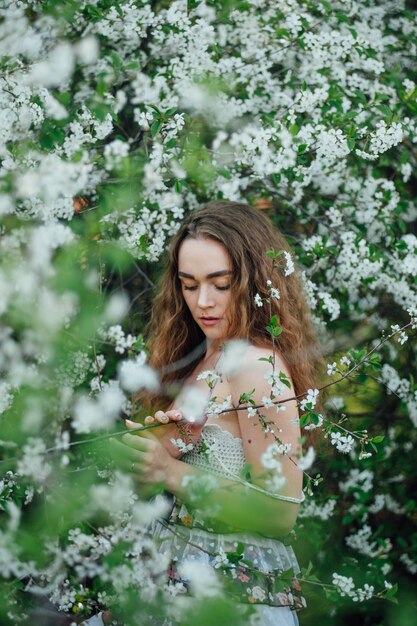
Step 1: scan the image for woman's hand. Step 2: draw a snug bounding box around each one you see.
[110,428,175,488]
[141,408,183,426]
[124,409,207,459]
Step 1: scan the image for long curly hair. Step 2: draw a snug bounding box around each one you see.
[143,201,323,412]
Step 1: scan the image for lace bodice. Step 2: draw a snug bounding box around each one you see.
[181,423,304,504]
[181,423,246,479]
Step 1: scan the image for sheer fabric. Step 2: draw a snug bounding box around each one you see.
[81,424,305,625]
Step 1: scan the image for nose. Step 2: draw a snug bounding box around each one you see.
[197,284,214,309]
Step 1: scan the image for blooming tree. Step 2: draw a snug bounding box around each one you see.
[0,0,416,624]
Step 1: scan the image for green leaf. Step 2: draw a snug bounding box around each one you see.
[165,138,177,149]
[279,372,292,388]
[148,104,162,115]
[371,435,384,444]
[151,120,162,137]
[377,103,392,118]
[347,137,356,151]
[269,315,279,327]
[239,389,256,405]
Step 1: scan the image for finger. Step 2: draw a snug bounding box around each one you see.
[125,419,144,431]
[154,410,169,424]
[144,415,155,425]
[110,438,144,463]
[131,428,158,443]
[166,409,183,421]
[122,432,156,451]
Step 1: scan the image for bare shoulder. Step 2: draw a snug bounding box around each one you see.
[228,343,294,403]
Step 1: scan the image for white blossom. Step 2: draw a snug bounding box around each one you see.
[254,293,263,307]
[330,431,355,454]
[119,358,159,393]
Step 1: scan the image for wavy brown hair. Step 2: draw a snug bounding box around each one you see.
[142,201,323,413]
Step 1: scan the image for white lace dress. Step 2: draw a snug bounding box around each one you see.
[152,423,305,625]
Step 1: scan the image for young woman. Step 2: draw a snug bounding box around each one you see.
[110,201,322,625]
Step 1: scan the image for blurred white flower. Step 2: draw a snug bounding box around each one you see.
[177,561,222,597]
[72,384,126,433]
[179,386,208,423]
[220,340,249,376]
[104,292,130,323]
[297,446,316,471]
[119,358,159,393]
[75,36,99,64]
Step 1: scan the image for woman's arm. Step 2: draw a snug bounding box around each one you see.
[113,431,299,537]
[165,455,300,537]
[231,346,303,501]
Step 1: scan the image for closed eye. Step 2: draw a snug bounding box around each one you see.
[182,285,230,291]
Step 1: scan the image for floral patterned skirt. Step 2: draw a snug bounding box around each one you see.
[152,504,306,615]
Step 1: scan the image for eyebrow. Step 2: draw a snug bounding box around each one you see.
[178,270,232,279]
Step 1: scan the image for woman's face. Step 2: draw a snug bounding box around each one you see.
[178,237,233,344]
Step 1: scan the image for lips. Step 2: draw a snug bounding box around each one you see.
[199,316,221,326]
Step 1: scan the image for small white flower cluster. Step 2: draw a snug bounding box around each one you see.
[0,381,13,415]
[330,431,355,454]
[356,121,404,161]
[318,290,341,321]
[16,437,51,484]
[399,553,417,575]
[339,356,352,368]
[380,364,417,427]
[261,442,287,492]
[247,585,267,601]
[56,350,91,388]
[212,548,230,569]
[266,279,280,300]
[264,370,288,397]
[260,394,286,415]
[327,361,338,376]
[170,438,194,454]
[104,139,129,170]
[332,573,375,602]
[207,394,233,417]
[105,325,136,354]
[300,388,319,411]
[283,251,295,276]
[407,306,417,330]
[390,324,408,345]
[339,469,374,495]
[345,524,392,559]
[196,369,221,388]
[254,293,263,307]
[299,498,336,520]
